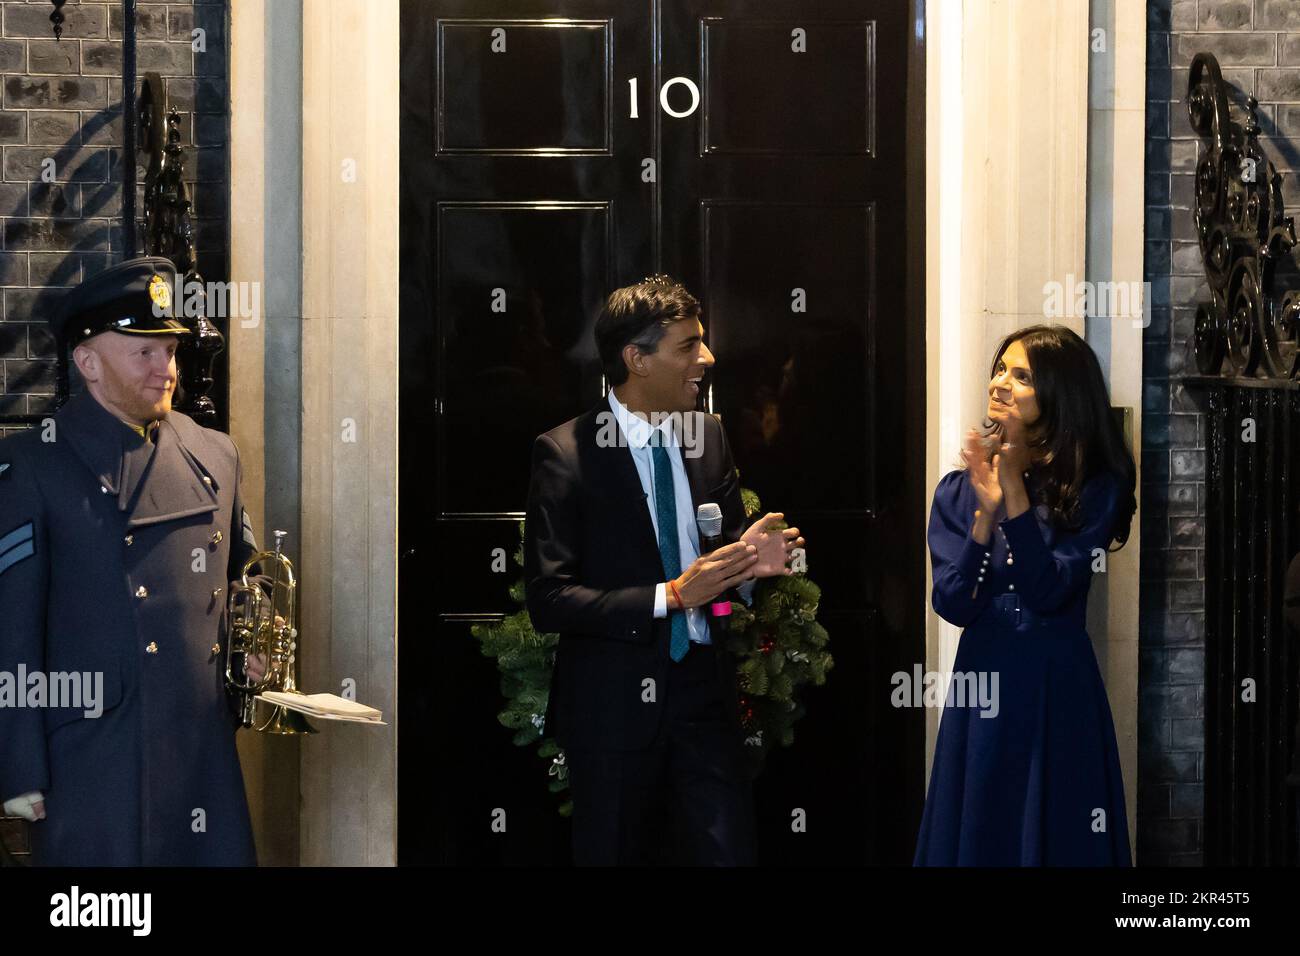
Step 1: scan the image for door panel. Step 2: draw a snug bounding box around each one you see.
[438,20,612,155]
[436,202,610,515]
[699,18,875,156]
[700,200,874,512]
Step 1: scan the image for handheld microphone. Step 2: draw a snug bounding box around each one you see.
[696,503,734,617]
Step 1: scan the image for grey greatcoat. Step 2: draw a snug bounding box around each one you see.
[0,390,258,865]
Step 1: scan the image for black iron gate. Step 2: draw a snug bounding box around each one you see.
[1185,52,1300,865]
[1197,383,1300,865]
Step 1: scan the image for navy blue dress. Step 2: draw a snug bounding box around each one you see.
[913,468,1132,866]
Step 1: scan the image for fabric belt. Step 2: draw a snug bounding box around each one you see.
[971,592,1048,629]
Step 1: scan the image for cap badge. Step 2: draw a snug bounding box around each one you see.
[148,274,171,311]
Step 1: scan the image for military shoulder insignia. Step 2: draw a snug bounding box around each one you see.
[0,521,34,578]
[148,274,171,311]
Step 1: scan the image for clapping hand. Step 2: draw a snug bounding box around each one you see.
[961,427,1003,518]
[741,512,805,578]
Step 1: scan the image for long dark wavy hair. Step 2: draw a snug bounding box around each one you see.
[983,324,1137,550]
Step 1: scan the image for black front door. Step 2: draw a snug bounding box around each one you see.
[399,0,925,865]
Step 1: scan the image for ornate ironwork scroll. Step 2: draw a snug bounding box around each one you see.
[1188,52,1300,380]
[138,72,225,426]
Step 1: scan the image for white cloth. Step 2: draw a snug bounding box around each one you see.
[3,790,44,821]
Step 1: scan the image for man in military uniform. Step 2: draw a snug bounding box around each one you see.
[0,257,263,865]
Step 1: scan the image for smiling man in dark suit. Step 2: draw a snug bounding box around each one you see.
[524,274,804,866]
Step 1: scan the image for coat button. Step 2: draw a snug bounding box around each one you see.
[212,587,223,599]
[101,485,110,494]
[211,643,221,655]
[124,534,134,546]
[145,642,158,654]
[1008,584,1015,591]
[211,530,223,546]
[135,585,149,599]
[202,476,213,486]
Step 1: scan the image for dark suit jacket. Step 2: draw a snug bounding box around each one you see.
[524,399,749,752]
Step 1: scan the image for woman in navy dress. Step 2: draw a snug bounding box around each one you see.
[914,324,1135,866]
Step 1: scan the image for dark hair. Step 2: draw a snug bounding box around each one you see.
[595,274,701,387]
[986,324,1137,549]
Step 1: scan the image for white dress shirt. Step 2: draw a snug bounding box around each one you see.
[607,389,756,646]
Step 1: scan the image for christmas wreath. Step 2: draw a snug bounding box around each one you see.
[472,487,831,816]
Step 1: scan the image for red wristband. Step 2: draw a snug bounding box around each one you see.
[668,581,684,611]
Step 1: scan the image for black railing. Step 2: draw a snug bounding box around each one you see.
[1197,383,1300,865]
[1185,52,1300,865]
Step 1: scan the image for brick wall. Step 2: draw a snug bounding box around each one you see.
[1142,0,1300,866]
[0,0,228,434]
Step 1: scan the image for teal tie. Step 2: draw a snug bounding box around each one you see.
[652,437,690,662]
